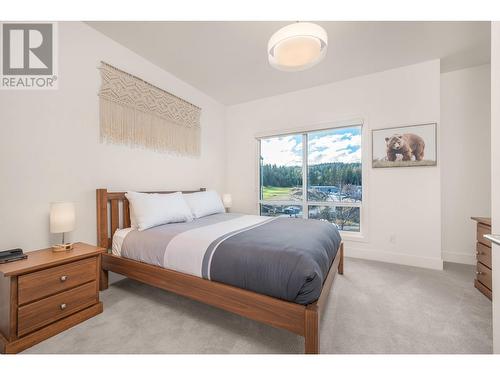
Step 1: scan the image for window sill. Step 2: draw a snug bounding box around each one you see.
[339,231,367,243]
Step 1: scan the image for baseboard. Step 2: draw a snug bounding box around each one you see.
[345,247,443,270]
[442,251,476,265]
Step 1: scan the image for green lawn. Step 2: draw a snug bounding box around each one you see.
[262,186,293,201]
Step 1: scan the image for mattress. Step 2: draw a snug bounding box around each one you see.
[112,213,341,305]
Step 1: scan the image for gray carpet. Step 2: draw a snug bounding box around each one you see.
[23,258,492,354]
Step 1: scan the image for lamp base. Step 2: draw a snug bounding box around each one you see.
[52,243,74,252]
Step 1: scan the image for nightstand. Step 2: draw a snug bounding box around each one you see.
[471,217,492,300]
[0,242,105,354]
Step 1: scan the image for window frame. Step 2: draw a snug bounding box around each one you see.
[257,121,364,235]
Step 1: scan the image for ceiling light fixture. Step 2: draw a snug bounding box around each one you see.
[268,22,328,72]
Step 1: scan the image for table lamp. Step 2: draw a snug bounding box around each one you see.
[222,193,232,213]
[50,202,76,252]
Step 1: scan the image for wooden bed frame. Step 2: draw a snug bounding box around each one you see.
[97,188,344,354]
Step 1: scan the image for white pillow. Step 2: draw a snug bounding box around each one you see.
[183,190,225,219]
[125,191,193,231]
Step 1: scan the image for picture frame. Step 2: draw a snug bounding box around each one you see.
[372,122,437,168]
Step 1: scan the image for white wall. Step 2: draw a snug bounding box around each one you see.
[0,22,226,251]
[225,60,443,269]
[441,65,491,265]
[491,21,500,355]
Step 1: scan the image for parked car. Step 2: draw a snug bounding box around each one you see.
[283,206,300,216]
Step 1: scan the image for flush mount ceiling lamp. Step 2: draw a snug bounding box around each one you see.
[268,22,328,72]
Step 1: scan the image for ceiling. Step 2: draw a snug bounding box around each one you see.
[88,21,490,105]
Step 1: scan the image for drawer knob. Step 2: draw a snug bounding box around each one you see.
[60,275,68,282]
[60,303,67,310]
[476,271,483,275]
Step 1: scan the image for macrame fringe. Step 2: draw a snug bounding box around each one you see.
[100,98,200,157]
[98,62,201,157]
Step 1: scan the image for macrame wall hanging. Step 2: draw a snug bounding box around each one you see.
[98,62,201,156]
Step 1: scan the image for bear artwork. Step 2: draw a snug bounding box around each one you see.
[384,133,425,162]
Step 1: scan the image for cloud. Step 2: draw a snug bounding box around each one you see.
[308,133,361,164]
[261,135,302,166]
[261,130,362,166]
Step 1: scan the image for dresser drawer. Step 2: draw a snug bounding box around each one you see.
[476,262,492,291]
[18,257,97,305]
[17,281,97,337]
[476,242,492,269]
[477,224,492,247]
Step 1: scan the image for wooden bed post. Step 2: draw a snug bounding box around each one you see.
[303,241,343,354]
[338,242,344,275]
[304,305,319,354]
[96,188,109,290]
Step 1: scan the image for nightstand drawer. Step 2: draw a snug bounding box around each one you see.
[17,281,98,337]
[476,262,492,291]
[18,257,97,305]
[477,223,491,247]
[476,242,492,269]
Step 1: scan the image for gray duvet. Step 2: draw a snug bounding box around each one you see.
[120,213,341,305]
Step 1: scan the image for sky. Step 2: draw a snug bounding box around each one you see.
[261,126,362,166]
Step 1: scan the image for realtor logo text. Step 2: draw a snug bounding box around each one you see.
[1,22,58,89]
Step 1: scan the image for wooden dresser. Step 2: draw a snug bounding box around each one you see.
[471,217,492,300]
[0,242,105,354]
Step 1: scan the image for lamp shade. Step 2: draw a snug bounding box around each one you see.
[50,202,76,234]
[222,194,232,208]
[268,22,328,72]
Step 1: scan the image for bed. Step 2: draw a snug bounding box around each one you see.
[97,188,344,354]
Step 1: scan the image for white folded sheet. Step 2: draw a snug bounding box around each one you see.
[112,227,134,256]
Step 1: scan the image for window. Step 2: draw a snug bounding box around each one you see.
[259,124,362,232]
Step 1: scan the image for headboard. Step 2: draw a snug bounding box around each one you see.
[96,188,206,250]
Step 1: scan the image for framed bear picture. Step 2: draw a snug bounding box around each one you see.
[372,122,437,168]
